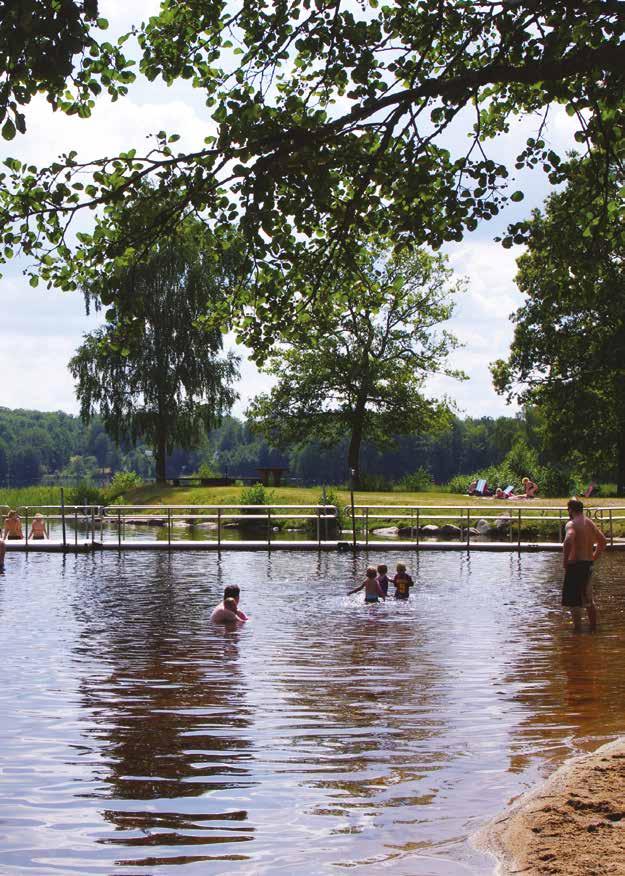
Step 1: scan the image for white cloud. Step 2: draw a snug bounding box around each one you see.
[2,93,211,169]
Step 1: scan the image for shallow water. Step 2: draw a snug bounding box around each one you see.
[1,550,624,875]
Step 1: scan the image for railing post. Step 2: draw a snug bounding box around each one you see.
[267,508,272,548]
[168,508,172,549]
[351,504,356,551]
[75,506,78,547]
[317,507,321,547]
[91,506,95,546]
[365,507,369,547]
[416,508,420,548]
[217,508,221,549]
[559,508,563,543]
[517,508,521,550]
[25,508,29,552]
[610,508,614,547]
[117,509,121,549]
[466,508,470,548]
[61,488,67,550]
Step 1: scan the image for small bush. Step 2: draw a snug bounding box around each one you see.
[395,467,433,492]
[104,471,144,503]
[315,486,345,530]
[537,465,577,498]
[65,482,105,506]
[358,473,392,491]
[239,482,274,509]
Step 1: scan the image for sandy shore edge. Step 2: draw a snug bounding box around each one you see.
[472,737,625,875]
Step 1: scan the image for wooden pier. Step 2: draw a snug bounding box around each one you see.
[2,502,624,553]
[4,538,625,554]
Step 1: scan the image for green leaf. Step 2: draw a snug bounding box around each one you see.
[510,191,524,202]
[2,119,16,141]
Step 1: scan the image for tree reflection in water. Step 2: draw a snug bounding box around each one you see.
[70,552,256,868]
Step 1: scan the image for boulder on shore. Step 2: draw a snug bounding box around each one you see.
[494,514,511,532]
[440,523,461,537]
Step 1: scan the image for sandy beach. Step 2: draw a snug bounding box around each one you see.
[475,738,625,875]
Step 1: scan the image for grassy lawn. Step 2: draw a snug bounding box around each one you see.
[2,483,623,519]
[122,484,624,512]
[1,484,624,538]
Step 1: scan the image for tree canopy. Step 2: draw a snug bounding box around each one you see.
[69,221,241,482]
[491,157,625,493]
[0,0,134,139]
[1,1,624,352]
[247,246,463,485]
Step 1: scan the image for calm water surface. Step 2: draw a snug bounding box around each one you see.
[1,550,625,875]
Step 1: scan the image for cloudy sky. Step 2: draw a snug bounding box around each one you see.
[0,1,577,421]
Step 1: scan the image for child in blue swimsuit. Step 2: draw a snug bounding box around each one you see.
[348,566,386,603]
[377,564,390,597]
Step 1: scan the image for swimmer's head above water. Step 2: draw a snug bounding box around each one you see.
[224,585,241,603]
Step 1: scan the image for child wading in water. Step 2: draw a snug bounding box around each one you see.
[377,564,390,597]
[393,563,414,599]
[348,566,386,603]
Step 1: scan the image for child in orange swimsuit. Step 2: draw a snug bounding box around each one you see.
[393,563,414,599]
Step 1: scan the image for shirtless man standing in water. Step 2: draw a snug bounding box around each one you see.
[562,498,607,632]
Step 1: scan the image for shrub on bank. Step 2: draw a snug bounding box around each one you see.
[65,482,105,506]
[103,471,144,504]
[395,467,434,492]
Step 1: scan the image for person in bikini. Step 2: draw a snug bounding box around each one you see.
[562,497,607,632]
[3,510,23,540]
[348,566,386,603]
[29,513,48,540]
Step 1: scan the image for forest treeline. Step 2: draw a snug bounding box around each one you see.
[0,404,563,490]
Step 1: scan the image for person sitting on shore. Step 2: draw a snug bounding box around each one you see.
[3,510,23,540]
[522,476,538,498]
[29,512,48,540]
[467,480,478,495]
[349,566,386,603]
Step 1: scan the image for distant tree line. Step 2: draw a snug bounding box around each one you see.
[0,405,556,489]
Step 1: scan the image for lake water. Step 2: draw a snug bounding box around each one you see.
[1,550,624,875]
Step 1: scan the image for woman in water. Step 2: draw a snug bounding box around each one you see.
[3,510,23,540]
[29,513,48,540]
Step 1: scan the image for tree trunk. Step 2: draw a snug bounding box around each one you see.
[617,431,625,497]
[155,429,168,484]
[347,413,365,490]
